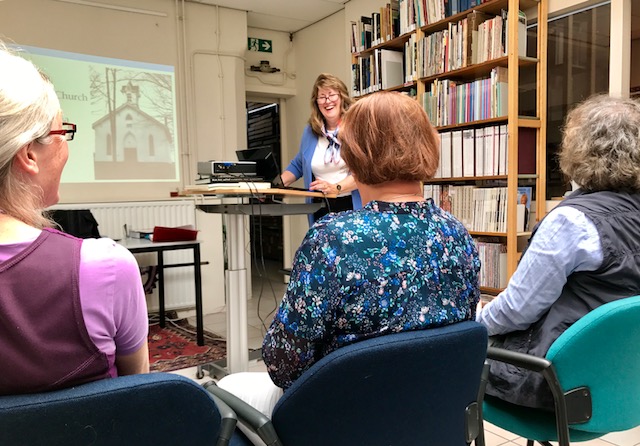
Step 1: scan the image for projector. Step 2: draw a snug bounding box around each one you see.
[197,160,257,176]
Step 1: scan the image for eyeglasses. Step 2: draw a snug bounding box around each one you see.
[316,93,340,105]
[48,122,77,141]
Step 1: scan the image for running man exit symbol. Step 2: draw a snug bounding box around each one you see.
[248,38,272,53]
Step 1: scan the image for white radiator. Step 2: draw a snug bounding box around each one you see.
[50,200,198,312]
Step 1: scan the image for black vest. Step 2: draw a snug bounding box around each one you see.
[486,190,640,409]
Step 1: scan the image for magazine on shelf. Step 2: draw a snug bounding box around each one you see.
[517,186,532,231]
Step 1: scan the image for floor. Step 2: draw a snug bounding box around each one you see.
[175,260,640,446]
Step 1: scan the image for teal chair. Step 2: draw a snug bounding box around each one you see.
[478,295,640,446]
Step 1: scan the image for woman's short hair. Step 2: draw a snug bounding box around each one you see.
[308,73,353,136]
[0,42,60,227]
[560,94,640,192]
[340,92,440,185]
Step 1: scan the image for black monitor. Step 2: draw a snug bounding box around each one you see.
[236,146,281,184]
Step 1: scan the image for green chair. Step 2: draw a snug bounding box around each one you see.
[478,295,640,446]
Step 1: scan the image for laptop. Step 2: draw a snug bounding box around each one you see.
[236,147,308,191]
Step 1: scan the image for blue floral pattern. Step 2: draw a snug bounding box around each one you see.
[262,200,480,388]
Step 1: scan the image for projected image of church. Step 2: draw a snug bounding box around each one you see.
[92,78,176,180]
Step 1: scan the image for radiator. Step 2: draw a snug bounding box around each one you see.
[50,200,198,312]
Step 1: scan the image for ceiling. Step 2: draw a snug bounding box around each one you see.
[186,0,350,33]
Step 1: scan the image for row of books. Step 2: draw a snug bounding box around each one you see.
[422,66,508,126]
[350,2,401,53]
[435,124,508,179]
[417,10,516,78]
[351,0,504,55]
[399,0,493,36]
[474,239,508,289]
[351,49,405,96]
[424,184,509,233]
[434,125,537,179]
[425,182,534,232]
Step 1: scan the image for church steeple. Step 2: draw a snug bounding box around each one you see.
[121,81,140,107]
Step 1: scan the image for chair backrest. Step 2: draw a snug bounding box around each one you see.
[0,373,226,446]
[546,294,640,434]
[271,321,488,446]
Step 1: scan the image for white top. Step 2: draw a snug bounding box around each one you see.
[310,136,350,196]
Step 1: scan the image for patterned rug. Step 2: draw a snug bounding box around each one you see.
[148,318,227,372]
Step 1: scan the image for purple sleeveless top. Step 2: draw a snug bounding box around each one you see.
[0,229,110,394]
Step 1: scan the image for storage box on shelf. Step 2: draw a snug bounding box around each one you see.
[350,0,547,294]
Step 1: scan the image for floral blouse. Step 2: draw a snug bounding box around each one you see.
[262,200,480,389]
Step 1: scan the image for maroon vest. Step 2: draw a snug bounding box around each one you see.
[0,228,109,394]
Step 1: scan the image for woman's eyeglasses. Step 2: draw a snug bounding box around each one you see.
[316,93,340,105]
[48,122,77,141]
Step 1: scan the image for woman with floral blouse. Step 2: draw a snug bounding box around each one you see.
[218,91,480,443]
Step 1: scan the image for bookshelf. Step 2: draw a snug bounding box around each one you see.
[350,0,548,293]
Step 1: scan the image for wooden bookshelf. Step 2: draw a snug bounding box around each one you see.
[350,0,547,292]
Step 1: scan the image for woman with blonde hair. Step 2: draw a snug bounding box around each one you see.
[280,73,360,224]
[0,43,149,395]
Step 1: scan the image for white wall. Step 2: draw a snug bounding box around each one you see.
[245,27,297,98]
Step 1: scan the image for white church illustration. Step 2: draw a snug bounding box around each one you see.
[92,81,176,180]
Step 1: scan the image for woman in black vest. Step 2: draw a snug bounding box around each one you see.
[476,94,640,410]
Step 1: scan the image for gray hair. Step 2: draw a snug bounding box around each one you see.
[559,94,640,192]
[0,42,61,227]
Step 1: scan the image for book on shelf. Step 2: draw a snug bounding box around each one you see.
[380,49,404,89]
[440,131,453,178]
[372,12,381,46]
[350,21,359,53]
[390,0,400,39]
[462,128,475,177]
[474,127,485,177]
[497,124,508,176]
[467,10,490,66]
[518,127,536,175]
[517,186,532,231]
[361,15,373,51]
[351,62,361,96]
[451,130,463,178]
[475,238,508,289]
[502,9,527,58]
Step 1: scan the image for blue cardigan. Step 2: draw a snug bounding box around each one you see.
[285,125,362,226]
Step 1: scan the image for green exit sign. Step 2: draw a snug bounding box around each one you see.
[248,38,272,53]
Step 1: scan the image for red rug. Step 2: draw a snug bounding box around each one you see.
[148,319,226,372]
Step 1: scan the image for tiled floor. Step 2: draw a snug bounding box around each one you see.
[179,260,640,446]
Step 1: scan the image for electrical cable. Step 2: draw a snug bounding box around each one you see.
[239,173,281,335]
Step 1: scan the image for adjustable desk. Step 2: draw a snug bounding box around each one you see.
[182,187,330,375]
[119,238,204,346]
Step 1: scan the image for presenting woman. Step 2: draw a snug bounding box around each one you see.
[280,73,361,224]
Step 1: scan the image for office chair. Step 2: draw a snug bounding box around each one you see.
[0,372,251,446]
[477,295,640,446]
[206,321,488,446]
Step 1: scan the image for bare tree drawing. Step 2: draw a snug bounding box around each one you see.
[89,66,175,145]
